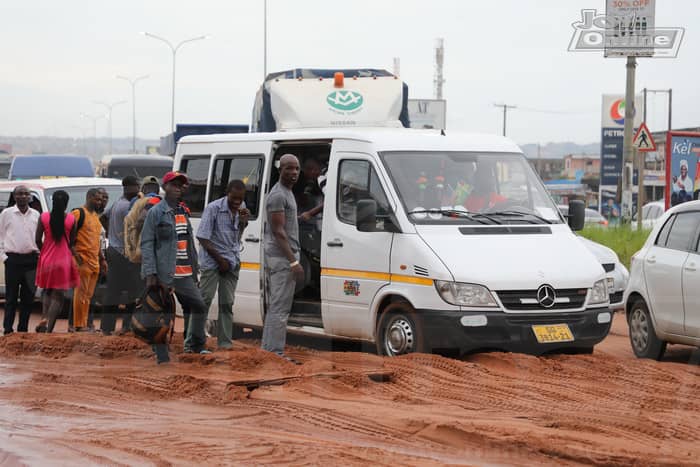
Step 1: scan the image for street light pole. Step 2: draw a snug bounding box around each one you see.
[94,100,126,155]
[141,32,209,133]
[80,113,105,158]
[264,0,268,79]
[117,74,149,154]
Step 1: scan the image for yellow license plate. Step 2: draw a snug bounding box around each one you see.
[532,324,574,343]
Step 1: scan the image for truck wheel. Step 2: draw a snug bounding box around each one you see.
[376,304,426,356]
[628,299,666,360]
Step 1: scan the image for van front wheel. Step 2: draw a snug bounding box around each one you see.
[376,304,426,356]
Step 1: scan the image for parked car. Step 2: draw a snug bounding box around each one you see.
[558,205,608,228]
[0,178,123,313]
[577,236,629,310]
[624,200,700,360]
[631,200,665,230]
[99,154,173,180]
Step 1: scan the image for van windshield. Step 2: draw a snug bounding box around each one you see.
[107,165,170,180]
[380,151,563,224]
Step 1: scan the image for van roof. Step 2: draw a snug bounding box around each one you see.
[0,177,122,191]
[178,128,522,153]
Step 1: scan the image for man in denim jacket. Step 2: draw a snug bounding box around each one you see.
[141,171,210,362]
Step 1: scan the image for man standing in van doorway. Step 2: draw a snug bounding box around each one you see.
[197,179,249,349]
[262,154,304,362]
[71,188,108,332]
[0,185,40,335]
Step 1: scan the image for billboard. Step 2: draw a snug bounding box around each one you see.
[599,94,643,188]
[605,0,655,57]
[665,131,700,209]
[407,99,446,130]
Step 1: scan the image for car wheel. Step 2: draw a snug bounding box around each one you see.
[376,303,426,356]
[628,299,666,360]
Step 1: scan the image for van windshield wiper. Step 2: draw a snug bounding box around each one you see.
[483,210,554,224]
[408,209,494,225]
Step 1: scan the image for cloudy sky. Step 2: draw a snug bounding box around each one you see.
[1,0,697,145]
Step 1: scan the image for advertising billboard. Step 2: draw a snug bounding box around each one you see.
[665,131,700,209]
[599,94,643,189]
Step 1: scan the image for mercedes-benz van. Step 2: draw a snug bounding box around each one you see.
[173,128,612,355]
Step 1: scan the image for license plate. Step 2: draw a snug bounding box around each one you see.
[606,277,615,293]
[532,324,574,343]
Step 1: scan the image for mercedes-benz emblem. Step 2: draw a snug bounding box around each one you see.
[537,284,556,308]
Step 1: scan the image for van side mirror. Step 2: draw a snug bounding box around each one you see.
[356,199,377,232]
[568,200,585,231]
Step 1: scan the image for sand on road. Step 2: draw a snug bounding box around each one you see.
[0,313,699,466]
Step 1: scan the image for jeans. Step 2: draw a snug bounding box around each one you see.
[3,253,37,334]
[199,267,239,349]
[261,256,296,355]
[175,276,207,352]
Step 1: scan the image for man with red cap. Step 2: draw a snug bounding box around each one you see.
[141,171,209,362]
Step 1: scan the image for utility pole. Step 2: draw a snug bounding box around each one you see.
[393,57,400,77]
[620,56,637,221]
[434,38,445,100]
[80,113,105,158]
[263,0,268,79]
[494,103,516,136]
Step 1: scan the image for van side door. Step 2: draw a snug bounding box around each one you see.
[208,144,272,327]
[321,152,395,339]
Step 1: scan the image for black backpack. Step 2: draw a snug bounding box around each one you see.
[131,287,175,345]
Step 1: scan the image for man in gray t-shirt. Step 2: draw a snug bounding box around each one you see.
[262,154,304,362]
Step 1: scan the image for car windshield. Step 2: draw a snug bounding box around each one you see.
[380,151,563,224]
[45,185,122,212]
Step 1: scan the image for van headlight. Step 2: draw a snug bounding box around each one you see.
[589,279,609,305]
[435,281,498,308]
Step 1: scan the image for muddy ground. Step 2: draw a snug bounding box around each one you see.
[0,311,699,466]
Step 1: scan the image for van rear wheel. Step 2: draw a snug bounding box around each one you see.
[376,304,425,356]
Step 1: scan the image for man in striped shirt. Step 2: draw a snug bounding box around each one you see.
[141,171,210,361]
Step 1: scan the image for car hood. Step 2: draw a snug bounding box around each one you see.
[576,236,619,264]
[415,224,605,291]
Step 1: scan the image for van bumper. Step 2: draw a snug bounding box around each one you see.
[416,308,612,354]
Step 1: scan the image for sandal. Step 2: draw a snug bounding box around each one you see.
[35,320,48,333]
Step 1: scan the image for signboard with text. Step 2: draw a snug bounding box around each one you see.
[605,0,656,57]
[407,99,447,130]
[665,131,700,209]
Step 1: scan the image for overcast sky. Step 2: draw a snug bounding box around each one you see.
[1,0,697,145]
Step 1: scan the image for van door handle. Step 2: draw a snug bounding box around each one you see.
[244,236,260,243]
[685,263,697,272]
[327,239,344,247]
[646,256,656,264]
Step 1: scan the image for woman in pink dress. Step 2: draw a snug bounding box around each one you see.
[34,190,79,332]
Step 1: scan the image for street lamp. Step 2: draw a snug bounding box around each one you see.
[117,74,149,154]
[141,31,209,133]
[94,100,126,155]
[80,113,106,158]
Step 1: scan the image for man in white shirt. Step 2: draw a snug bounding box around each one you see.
[0,185,40,335]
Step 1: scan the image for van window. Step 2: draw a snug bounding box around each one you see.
[179,156,210,217]
[337,160,391,227]
[210,156,263,219]
[664,212,700,251]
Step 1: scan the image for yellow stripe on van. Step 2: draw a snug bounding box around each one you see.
[240,262,261,270]
[322,268,390,281]
[321,268,433,286]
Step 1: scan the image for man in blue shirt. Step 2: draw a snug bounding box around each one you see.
[197,180,249,349]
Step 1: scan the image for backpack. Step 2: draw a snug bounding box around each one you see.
[131,286,175,345]
[123,195,161,264]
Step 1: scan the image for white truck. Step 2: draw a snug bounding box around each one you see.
[174,69,612,355]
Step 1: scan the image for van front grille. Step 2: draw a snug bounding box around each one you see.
[496,288,588,311]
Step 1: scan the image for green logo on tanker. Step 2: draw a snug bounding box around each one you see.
[327,90,364,111]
